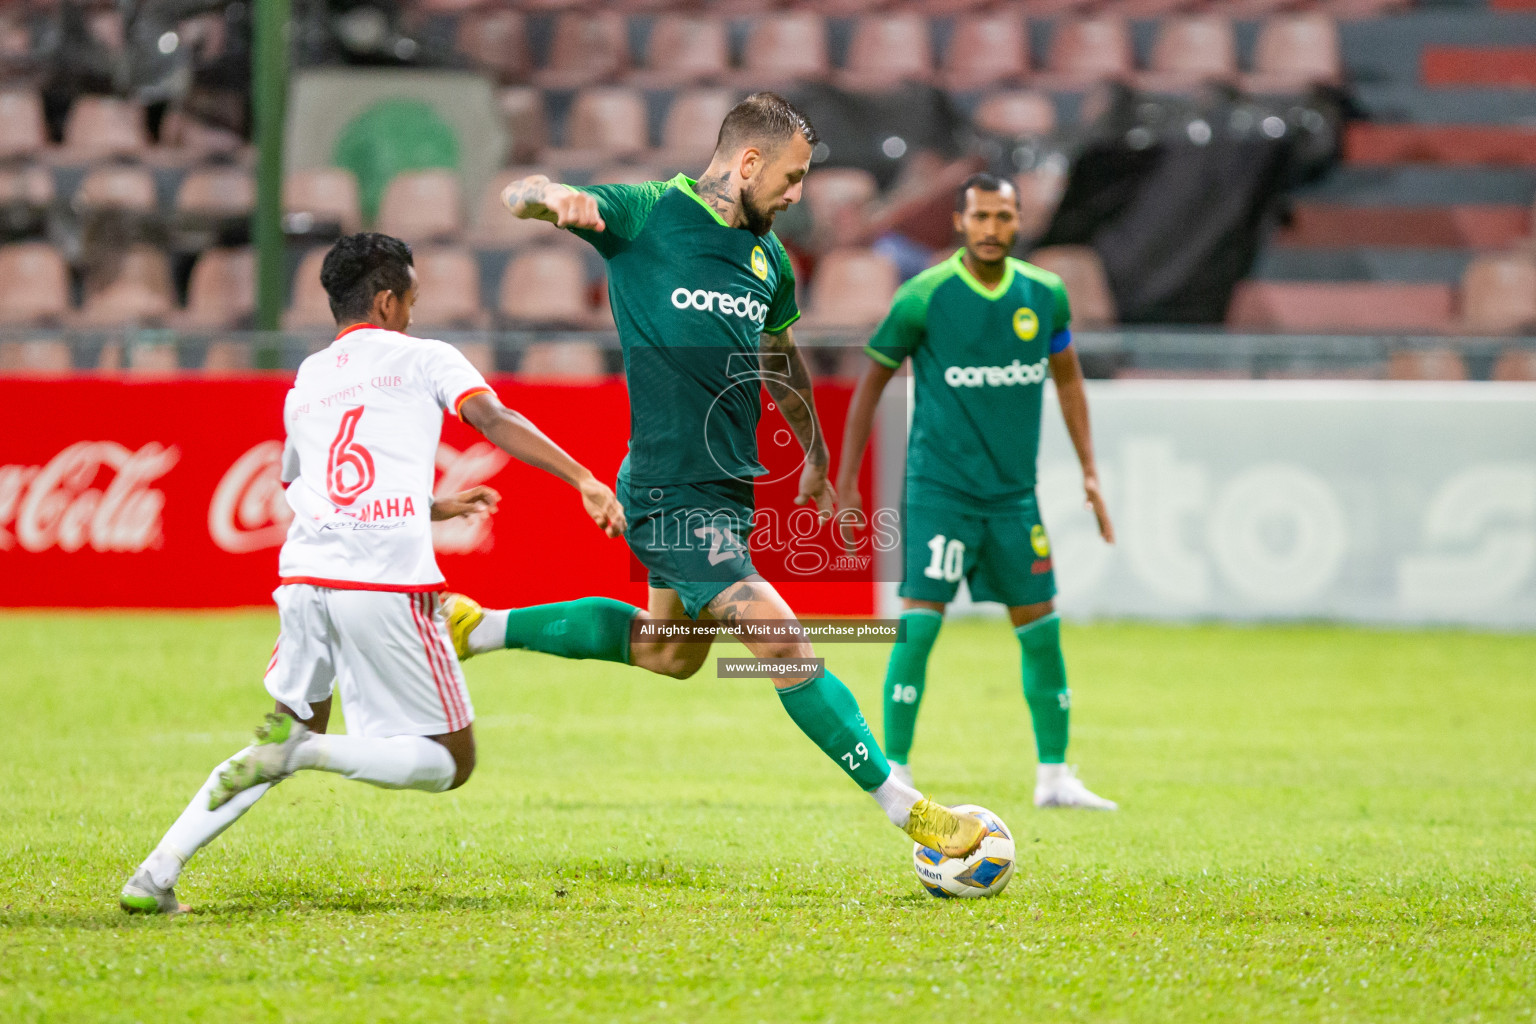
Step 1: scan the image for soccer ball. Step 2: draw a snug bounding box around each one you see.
[912,804,1015,899]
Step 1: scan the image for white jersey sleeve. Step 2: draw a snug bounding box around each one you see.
[417,340,493,420]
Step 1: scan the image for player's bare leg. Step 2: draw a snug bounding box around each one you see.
[1010,601,1116,811]
[705,576,985,858]
[627,585,717,678]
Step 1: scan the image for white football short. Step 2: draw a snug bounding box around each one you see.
[263,584,473,738]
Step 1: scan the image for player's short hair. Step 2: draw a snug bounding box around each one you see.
[714,92,819,159]
[320,232,415,322]
[955,172,1019,212]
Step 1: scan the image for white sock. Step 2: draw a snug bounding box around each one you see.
[467,610,509,654]
[871,771,923,828]
[1038,762,1068,785]
[291,734,455,792]
[143,747,275,889]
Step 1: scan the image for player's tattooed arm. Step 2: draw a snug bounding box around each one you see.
[500,175,606,231]
[761,326,836,520]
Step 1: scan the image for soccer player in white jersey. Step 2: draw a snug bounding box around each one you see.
[120,233,625,915]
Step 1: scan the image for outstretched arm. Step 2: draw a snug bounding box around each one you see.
[833,357,898,552]
[760,325,835,521]
[500,175,607,231]
[1049,346,1114,543]
[459,391,625,537]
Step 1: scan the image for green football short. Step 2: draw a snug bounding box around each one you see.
[616,469,758,619]
[898,492,1057,607]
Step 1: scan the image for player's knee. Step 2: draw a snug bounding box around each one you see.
[446,742,476,790]
[653,645,705,679]
[758,639,814,663]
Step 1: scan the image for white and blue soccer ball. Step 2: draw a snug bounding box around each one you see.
[912,804,1015,899]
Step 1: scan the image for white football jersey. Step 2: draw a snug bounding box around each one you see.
[277,324,491,591]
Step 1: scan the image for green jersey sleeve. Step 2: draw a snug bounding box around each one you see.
[566,181,668,259]
[864,278,930,369]
[1046,272,1071,335]
[764,237,800,334]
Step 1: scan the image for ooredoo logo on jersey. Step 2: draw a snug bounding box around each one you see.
[944,357,1049,388]
[670,287,768,326]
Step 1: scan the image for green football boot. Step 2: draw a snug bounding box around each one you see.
[119,866,189,915]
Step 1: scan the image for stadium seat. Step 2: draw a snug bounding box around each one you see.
[410,246,490,330]
[658,89,737,167]
[0,164,56,209]
[176,166,256,219]
[973,91,1057,139]
[533,13,629,90]
[632,15,730,87]
[1027,245,1117,326]
[468,168,562,249]
[415,0,492,11]
[497,87,549,165]
[1226,281,1455,332]
[284,167,362,235]
[941,13,1030,93]
[284,248,335,330]
[178,247,254,330]
[740,14,830,87]
[498,246,597,327]
[455,10,531,85]
[1386,348,1469,380]
[1040,16,1134,88]
[0,338,72,373]
[75,164,157,213]
[551,88,650,167]
[73,245,175,328]
[157,110,245,158]
[1460,253,1536,335]
[376,169,463,243]
[839,15,934,91]
[801,167,879,249]
[0,242,70,326]
[1491,347,1536,380]
[1247,14,1342,94]
[519,341,606,380]
[1142,15,1238,92]
[0,89,46,159]
[589,165,669,186]
[61,96,150,161]
[805,248,899,328]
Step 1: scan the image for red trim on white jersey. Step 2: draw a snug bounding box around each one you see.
[278,575,444,593]
[453,385,493,420]
[410,592,467,731]
[334,322,380,340]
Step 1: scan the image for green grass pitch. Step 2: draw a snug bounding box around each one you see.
[2,612,1533,1023]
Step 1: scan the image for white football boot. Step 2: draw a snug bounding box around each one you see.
[120,866,189,915]
[1034,764,1118,810]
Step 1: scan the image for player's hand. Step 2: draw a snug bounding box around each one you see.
[1084,474,1115,544]
[580,477,626,538]
[794,461,836,523]
[544,187,606,232]
[836,484,865,555]
[431,485,501,521]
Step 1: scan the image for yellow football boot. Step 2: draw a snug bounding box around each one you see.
[904,798,987,859]
[441,592,485,661]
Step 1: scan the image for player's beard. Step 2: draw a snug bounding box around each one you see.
[740,181,778,237]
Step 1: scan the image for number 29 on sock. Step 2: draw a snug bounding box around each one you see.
[841,743,869,772]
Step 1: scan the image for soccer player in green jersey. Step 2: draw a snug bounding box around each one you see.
[445,94,986,858]
[836,173,1119,810]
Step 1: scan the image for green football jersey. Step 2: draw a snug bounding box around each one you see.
[865,249,1072,510]
[566,173,800,487]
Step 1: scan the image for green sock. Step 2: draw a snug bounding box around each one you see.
[882,609,942,765]
[503,597,639,664]
[1018,613,1070,764]
[776,670,892,791]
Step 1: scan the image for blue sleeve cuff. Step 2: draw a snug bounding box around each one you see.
[1049,328,1073,355]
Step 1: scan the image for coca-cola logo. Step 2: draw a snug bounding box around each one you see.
[432,441,511,554]
[0,441,179,553]
[209,441,295,554]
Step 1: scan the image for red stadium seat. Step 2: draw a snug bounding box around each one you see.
[740,14,830,87]
[974,91,1057,139]
[410,246,489,331]
[73,244,176,328]
[76,164,157,213]
[519,341,606,380]
[0,89,46,159]
[284,167,362,235]
[1227,281,1455,332]
[376,169,463,243]
[498,246,597,327]
[550,88,650,167]
[658,89,737,167]
[1142,15,1238,93]
[62,96,150,160]
[497,87,549,165]
[801,167,879,249]
[839,15,934,91]
[1247,14,1342,94]
[1491,347,1536,380]
[179,247,255,329]
[941,13,1030,92]
[1386,348,1469,380]
[1040,16,1134,88]
[455,10,531,85]
[0,164,56,209]
[1028,245,1117,327]
[533,13,629,90]
[176,166,256,219]
[632,15,730,87]
[1460,253,1536,334]
[468,168,563,249]
[0,242,70,326]
[285,248,335,330]
[806,248,899,328]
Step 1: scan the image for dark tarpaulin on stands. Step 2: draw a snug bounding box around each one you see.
[1035,85,1343,324]
[787,83,965,190]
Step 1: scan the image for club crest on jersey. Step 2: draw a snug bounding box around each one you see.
[1013,307,1039,341]
[1030,524,1051,557]
[750,246,769,281]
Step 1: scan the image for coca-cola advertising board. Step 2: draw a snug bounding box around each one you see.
[0,377,875,614]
